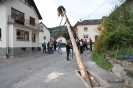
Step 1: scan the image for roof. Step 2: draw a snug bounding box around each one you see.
[39,22,51,33]
[31,0,42,19]
[77,19,102,25]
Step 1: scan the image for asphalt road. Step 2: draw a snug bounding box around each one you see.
[0,49,70,88]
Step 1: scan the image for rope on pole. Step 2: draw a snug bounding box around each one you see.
[55,22,66,40]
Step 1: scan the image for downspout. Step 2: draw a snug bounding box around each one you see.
[1,0,9,57]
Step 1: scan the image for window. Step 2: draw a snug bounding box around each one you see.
[21,47,26,51]
[95,35,98,40]
[32,47,35,51]
[83,35,88,38]
[20,0,31,7]
[32,34,36,42]
[11,8,24,24]
[17,29,29,41]
[44,36,46,40]
[30,17,35,26]
[0,28,1,40]
[84,27,88,31]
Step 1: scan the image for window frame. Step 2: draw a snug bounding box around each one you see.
[32,33,36,42]
[17,29,29,41]
[0,28,1,40]
[30,17,35,26]
[83,35,88,38]
[11,8,24,23]
[19,0,31,7]
[84,27,88,31]
[95,35,98,40]
[44,36,46,40]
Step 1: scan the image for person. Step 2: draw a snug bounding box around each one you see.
[47,41,50,53]
[66,42,72,61]
[49,40,53,54]
[81,39,85,51]
[42,42,46,53]
[76,39,80,50]
[89,38,92,51]
[84,39,89,50]
[54,40,57,50]
[80,40,83,54]
[57,40,62,54]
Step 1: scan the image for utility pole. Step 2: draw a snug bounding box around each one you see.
[57,6,92,87]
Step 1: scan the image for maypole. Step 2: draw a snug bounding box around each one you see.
[57,6,92,87]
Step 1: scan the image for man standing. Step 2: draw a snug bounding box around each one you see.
[49,40,53,54]
[57,40,62,54]
[89,38,92,51]
[42,42,46,53]
[66,42,72,61]
[54,40,57,50]
[84,39,89,50]
[80,40,83,54]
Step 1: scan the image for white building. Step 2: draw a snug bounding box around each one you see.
[73,19,102,42]
[0,0,43,58]
[56,36,66,44]
[39,22,51,47]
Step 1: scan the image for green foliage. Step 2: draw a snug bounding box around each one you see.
[94,0,133,51]
[49,26,69,38]
[91,51,113,72]
[112,47,133,60]
[92,0,133,71]
[63,33,70,40]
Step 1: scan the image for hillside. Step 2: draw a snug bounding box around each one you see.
[92,0,133,71]
[48,26,70,39]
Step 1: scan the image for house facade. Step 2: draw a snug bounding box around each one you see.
[0,0,43,58]
[73,19,102,42]
[56,36,66,44]
[39,22,51,47]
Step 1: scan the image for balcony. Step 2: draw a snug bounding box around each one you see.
[8,16,43,31]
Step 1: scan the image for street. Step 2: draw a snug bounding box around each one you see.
[0,48,124,88]
[0,48,90,88]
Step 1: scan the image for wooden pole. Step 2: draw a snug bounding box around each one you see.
[62,10,92,87]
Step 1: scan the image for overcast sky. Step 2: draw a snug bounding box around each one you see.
[34,0,119,28]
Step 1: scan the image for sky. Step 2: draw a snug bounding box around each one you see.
[34,0,119,28]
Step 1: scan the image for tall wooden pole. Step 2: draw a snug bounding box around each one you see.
[62,9,92,87]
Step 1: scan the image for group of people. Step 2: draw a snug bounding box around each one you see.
[76,38,92,54]
[42,39,62,54]
[42,38,92,61]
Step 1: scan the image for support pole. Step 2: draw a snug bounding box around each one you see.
[63,11,92,87]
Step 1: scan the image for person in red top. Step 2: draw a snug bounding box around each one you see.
[89,38,92,51]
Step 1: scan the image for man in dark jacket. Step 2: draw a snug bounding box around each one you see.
[66,42,72,61]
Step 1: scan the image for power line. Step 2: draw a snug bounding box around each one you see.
[89,0,108,18]
[81,0,108,20]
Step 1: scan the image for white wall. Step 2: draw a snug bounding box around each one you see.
[39,24,50,47]
[32,30,39,47]
[56,36,66,44]
[0,1,7,47]
[6,0,39,23]
[77,25,99,42]
[8,24,39,47]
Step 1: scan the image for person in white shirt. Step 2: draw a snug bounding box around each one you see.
[80,40,83,54]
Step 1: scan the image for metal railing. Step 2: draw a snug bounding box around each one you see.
[8,16,43,31]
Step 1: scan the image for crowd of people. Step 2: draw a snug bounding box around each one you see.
[42,38,92,61]
[42,39,62,54]
[76,38,92,54]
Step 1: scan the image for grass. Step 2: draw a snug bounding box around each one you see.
[112,47,133,60]
[91,51,113,72]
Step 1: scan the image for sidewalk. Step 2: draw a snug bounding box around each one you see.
[10,49,124,88]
